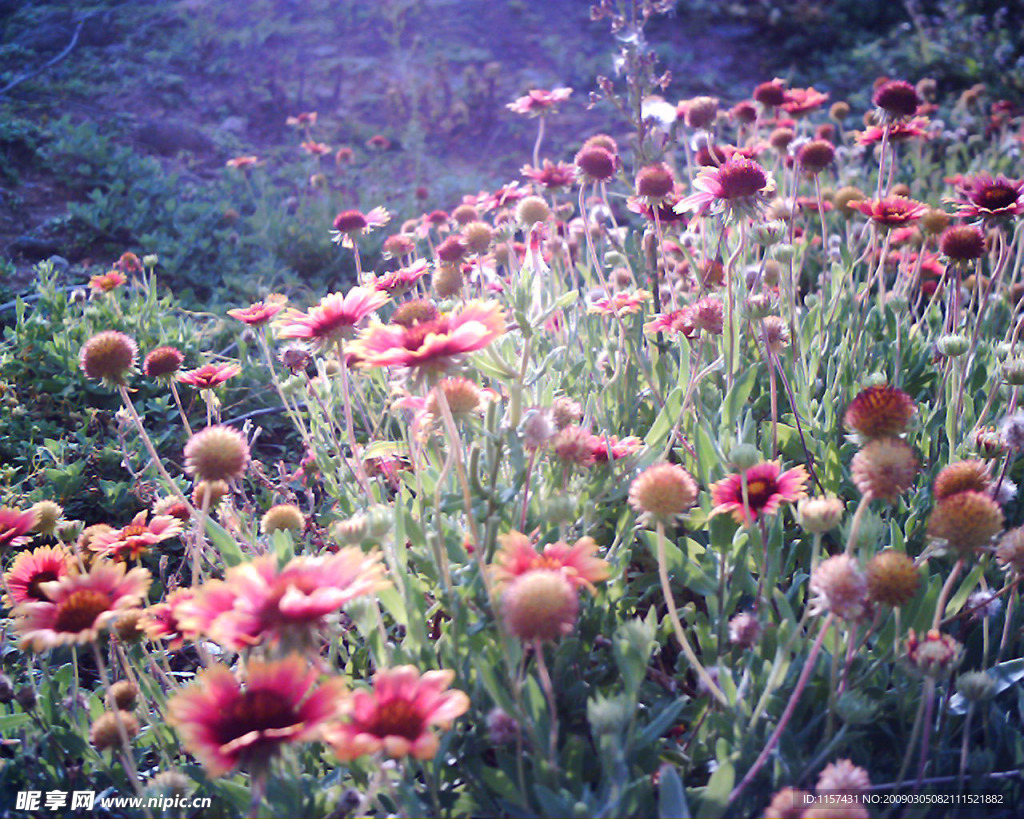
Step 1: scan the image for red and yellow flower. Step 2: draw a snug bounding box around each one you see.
[88,511,183,561]
[352,299,505,373]
[3,544,75,607]
[168,655,345,776]
[277,287,389,349]
[0,506,38,550]
[710,461,809,524]
[14,561,151,650]
[326,666,469,761]
[492,531,610,594]
[178,362,242,390]
[227,295,287,326]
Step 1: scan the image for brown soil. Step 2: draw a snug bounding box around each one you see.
[0,0,769,289]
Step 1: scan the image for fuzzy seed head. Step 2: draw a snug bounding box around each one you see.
[260,504,305,535]
[628,463,699,525]
[516,195,551,226]
[433,262,464,298]
[684,96,719,129]
[873,79,921,119]
[192,480,229,509]
[113,610,146,643]
[833,186,867,218]
[501,569,578,642]
[851,438,918,502]
[184,426,250,483]
[816,758,872,793]
[844,384,915,438]
[451,204,479,225]
[463,221,494,254]
[575,146,616,182]
[996,527,1024,574]
[29,500,63,537]
[927,490,1003,554]
[809,554,869,621]
[829,101,851,121]
[728,612,762,648]
[436,236,467,264]
[107,680,140,710]
[939,224,986,262]
[635,162,676,200]
[796,495,844,533]
[79,331,138,384]
[550,396,583,430]
[90,711,140,751]
[769,127,795,152]
[866,550,919,607]
[143,346,185,379]
[921,208,951,236]
[934,460,991,500]
[796,139,835,174]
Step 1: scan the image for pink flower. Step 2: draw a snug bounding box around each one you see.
[352,299,506,372]
[856,118,931,145]
[644,308,698,338]
[87,511,183,561]
[675,157,775,219]
[3,545,74,607]
[371,259,430,296]
[168,655,345,776]
[141,588,199,650]
[521,160,576,189]
[226,155,262,169]
[177,551,388,650]
[14,561,151,650]
[331,207,391,247]
[178,362,242,390]
[507,87,572,116]
[948,173,1024,221]
[277,287,390,349]
[89,270,127,293]
[590,434,643,462]
[853,196,929,228]
[0,506,38,550]
[588,290,651,316]
[227,295,287,326]
[326,666,469,761]
[780,86,829,117]
[492,530,610,593]
[709,461,809,524]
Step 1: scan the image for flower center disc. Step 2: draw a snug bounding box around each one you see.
[54,589,112,633]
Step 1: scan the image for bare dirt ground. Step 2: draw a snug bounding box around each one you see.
[0,0,769,288]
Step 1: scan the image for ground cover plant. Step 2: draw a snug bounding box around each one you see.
[5,1,1024,817]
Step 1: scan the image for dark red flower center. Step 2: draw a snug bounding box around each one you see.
[361,698,426,740]
[26,570,59,601]
[718,160,767,199]
[54,589,111,633]
[744,478,779,511]
[333,211,369,233]
[402,317,450,351]
[223,689,300,737]
[974,183,1018,211]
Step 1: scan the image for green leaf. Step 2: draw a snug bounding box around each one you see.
[658,764,691,819]
[205,517,246,567]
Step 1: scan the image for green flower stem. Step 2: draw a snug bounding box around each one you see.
[533,638,560,770]
[933,557,964,630]
[845,495,871,555]
[729,612,834,806]
[117,384,198,517]
[91,642,149,812]
[655,521,729,707]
